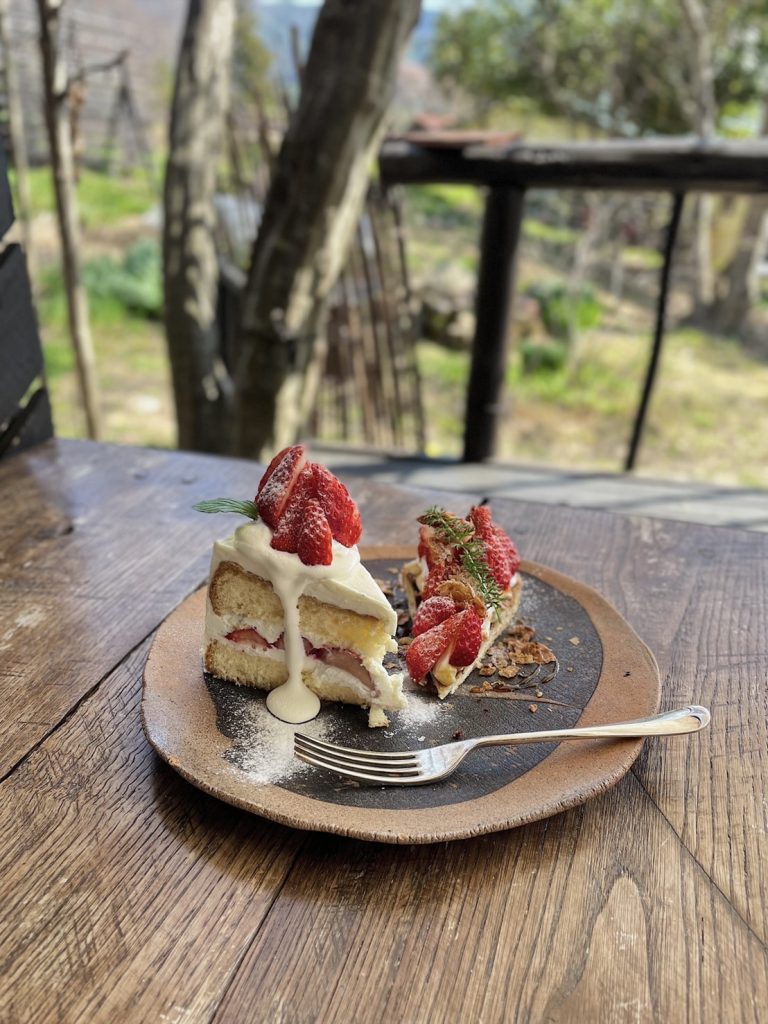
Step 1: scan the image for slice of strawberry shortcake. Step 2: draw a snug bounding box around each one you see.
[401,506,522,698]
[197,446,405,727]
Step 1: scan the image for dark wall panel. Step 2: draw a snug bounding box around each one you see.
[0,148,14,240]
[0,244,44,419]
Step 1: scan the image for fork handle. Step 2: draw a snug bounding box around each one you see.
[472,705,710,749]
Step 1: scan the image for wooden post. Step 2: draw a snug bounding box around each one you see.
[0,0,34,269]
[462,186,525,462]
[624,192,685,472]
[37,0,100,440]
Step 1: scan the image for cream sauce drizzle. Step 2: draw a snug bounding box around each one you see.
[232,520,362,724]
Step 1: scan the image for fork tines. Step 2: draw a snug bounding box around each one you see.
[294,732,423,782]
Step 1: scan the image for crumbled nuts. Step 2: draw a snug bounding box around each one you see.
[528,703,537,713]
[566,665,574,672]
[498,666,519,679]
[398,636,413,647]
[469,685,486,694]
[568,636,581,646]
[492,683,513,693]
[510,625,535,643]
[479,665,497,677]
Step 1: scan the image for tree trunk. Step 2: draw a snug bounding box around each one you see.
[232,0,422,460]
[163,0,235,453]
[705,107,768,337]
[678,0,717,314]
[0,0,34,270]
[37,0,100,439]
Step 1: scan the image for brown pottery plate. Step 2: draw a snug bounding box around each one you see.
[141,548,660,844]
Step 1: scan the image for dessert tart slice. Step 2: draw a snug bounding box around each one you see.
[401,506,522,698]
[197,446,405,727]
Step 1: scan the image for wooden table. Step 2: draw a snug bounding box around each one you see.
[1,439,766,1023]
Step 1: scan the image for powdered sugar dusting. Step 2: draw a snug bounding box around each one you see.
[208,677,331,785]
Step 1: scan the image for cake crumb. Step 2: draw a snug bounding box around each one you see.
[528,703,537,713]
[568,636,581,646]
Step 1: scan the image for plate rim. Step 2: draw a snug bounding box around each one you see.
[141,549,661,844]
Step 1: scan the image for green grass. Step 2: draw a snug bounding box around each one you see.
[407,184,483,225]
[522,219,578,246]
[416,322,768,486]
[11,166,158,227]
[621,245,663,270]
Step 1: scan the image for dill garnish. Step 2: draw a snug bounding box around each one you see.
[420,506,503,613]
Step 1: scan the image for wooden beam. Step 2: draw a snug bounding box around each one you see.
[463,187,525,463]
[380,138,768,194]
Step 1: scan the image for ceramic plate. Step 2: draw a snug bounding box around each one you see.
[141,548,660,844]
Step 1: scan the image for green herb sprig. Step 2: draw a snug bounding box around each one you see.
[420,506,503,614]
[193,498,260,520]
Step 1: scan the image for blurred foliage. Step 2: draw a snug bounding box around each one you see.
[432,0,768,135]
[233,0,273,108]
[527,280,603,341]
[39,240,162,328]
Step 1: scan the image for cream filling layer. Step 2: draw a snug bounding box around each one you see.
[209,632,406,710]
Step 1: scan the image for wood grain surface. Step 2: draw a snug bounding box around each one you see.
[1,439,766,1023]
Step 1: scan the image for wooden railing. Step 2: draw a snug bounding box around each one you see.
[380,136,768,467]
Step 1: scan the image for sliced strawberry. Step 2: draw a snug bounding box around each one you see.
[312,464,361,546]
[469,505,493,536]
[225,627,270,649]
[412,596,457,636]
[501,532,521,576]
[448,608,484,667]
[257,445,307,528]
[482,531,513,589]
[270,466,316,552]
[422,560,449,600]
[297,499,333,565]
[406,617,458,683]
[270,500,304,552]
[417,524,435,565]
[257,447,293,498]
[470,505,518,589]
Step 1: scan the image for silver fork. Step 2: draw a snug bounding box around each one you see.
[294,705,710,786]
